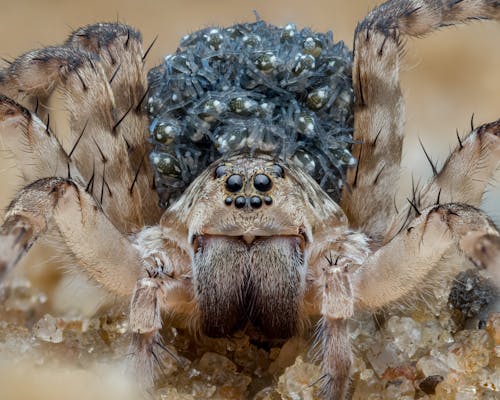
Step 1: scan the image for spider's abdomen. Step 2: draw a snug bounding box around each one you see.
[147,20,355,207]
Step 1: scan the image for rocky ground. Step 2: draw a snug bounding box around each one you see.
[0,269,498,400]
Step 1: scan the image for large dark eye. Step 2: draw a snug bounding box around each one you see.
[226,174,243,192]
[271,164,284,178]
[253,174,272,192]
[214,165,227,179]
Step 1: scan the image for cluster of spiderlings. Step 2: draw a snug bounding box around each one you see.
[147,20,355,207]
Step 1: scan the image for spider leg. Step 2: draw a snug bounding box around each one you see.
[342,0,500,239]
[65,24,158,223]
[0,95,79,181]
[317,265,354,400]
[0,23,160,231]
[128,277,164,389]
[385,119,500,240]
[340,13,404,239]
[128,227,194,389]
[307,232,370,399]
[353,203,500,310]
[0,177,143,296]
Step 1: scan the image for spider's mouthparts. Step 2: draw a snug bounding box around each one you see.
[192,233,308,251]
[146,20,356,208]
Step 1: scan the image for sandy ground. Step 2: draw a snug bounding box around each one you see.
[0,0,499,310]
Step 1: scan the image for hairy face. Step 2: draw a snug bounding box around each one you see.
[160,153,347,337]
[165,153,347,243]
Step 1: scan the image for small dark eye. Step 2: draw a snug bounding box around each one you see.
[224,196,233,205]
[234,196,246,208]
[250,196,262,209]
[271,164,284,178]
[253,174,272,192]
[226,174,243,192]
[215,165,227,179]
[264,196,273,205]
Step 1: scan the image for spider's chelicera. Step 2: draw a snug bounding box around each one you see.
[0,0,499,398]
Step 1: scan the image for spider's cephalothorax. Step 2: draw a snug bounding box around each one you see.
[0,1,500,399]
[146,21,355,207]
[162,153,345,338]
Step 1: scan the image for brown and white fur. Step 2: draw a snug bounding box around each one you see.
[0,1,500,398]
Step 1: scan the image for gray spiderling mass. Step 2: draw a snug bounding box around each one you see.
[147,20,355,207]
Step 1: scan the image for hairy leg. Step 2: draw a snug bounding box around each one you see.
[0,177,143,296]
[342,0,500,239]
[308,232,370,399]
[385,119,500,241]
[0,95,78,182]
[340,12,404,239]
[129,226,194,389]
[129,277,165,389]
[0,23,160,231]
[353,203,500,310]
[318,265,353,400]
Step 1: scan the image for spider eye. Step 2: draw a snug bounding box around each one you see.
[226,174,243,192]
[253,174,272,192]
[234,196,246,208]
[249,196,262,209]
[270,164,284,178]
[215,165,227,179]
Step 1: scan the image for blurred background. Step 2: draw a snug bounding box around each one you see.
[0,0,499,303]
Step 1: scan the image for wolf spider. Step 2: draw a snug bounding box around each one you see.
[0,0,500,398]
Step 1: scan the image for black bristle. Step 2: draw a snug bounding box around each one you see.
[419,138,438,177]
[68,120,89,159]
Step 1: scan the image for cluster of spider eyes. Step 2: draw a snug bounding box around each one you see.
[214,164,285,209]
[147,20,354,208]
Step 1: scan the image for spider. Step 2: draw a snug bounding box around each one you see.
[0,0,500,398]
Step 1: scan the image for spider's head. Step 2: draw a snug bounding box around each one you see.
[164,153,347,246]
[160,152,346,338]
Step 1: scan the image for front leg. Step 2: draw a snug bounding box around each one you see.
[308,232,370,399]
[340,7,404,239]
[0,177,143,296]
[129,226,194,389]
[129,277,163,390]
[343,0,500,239]
[353,203,500,310]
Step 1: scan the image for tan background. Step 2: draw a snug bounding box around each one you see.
[0,0,499,280]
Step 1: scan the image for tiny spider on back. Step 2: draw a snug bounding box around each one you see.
[0,0,500,399]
